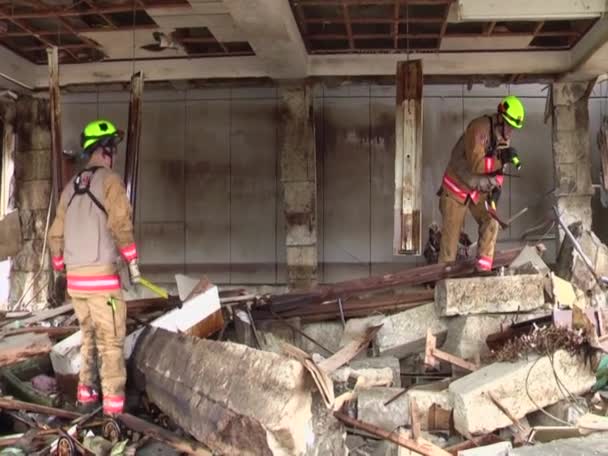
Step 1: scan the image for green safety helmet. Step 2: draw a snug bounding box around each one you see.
[80,119,123,154]
[497,95,525,129]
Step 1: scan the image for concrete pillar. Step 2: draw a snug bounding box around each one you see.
[551,82,594,241]
[9,98,52,310]
[279,85,318,290]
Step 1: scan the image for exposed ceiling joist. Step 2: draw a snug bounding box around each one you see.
[456,0,608,21]
[222,0,307,79]
[307,51,571,76]
[567,15,608,79]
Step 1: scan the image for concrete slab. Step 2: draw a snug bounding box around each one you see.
[374,303,447,359]
[449,350,595,435]
[435,275,546,317]
[132,327,345,455]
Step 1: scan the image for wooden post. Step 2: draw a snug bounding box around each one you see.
[125,71,144,218]
[597,116,608,192]
[394,60,423,255]
[47,47,72,202]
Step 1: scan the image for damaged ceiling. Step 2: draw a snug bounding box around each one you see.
[1,0,608,87]
[290,0,596,54]
[0,0,254,64]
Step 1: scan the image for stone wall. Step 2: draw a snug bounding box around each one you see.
[8,97,52,310]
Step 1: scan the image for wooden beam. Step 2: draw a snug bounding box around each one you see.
[334,412,452,456]
[0,396,80,419]
[47,47,72,202]
[424,329,478,372]
[124,71,144,214]
[395,60,423,255]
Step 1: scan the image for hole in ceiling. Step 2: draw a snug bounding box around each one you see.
[529,35,572,48]
[307,22,347,35]
[301,5,342,19]
[310,39,349,51]
[349,4,393,19]
[446,22,486,35]
[401,4,447,19]
[399,22,442,35]
[351,22,392,35]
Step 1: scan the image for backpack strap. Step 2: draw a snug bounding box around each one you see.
[485,115,497,156]
[67,167,108,216]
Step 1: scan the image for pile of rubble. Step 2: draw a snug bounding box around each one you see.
[1,222,608,455]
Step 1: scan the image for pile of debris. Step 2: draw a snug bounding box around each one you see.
[2,222,608,455]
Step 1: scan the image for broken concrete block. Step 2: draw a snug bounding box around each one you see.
[374,303,447,358]
[442,315,507,360]
[457,441,512,456]
[331,365,394,389]
[300,321,344,355]
[509,245,550,276]
[449,350,594,435]
[358,387,408,432]
[132,327,345,455]
[357,384,451,432]
[435,275,545,317]
[350,357,401,387]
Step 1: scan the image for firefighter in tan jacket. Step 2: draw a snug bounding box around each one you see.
[48,119,140,416]
[438,96,525,271]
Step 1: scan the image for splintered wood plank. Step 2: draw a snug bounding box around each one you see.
[0,334,53,367]
[598,116,608,192]
[395,60,423,255]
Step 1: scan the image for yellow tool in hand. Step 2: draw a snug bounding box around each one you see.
[138,277,169,299]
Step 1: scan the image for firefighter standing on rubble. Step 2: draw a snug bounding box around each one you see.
[48,119,140,416]
[438,96,525,271]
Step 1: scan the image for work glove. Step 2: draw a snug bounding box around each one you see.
[489,186,502,210]
[499,147,522,170]
[53,271,67,306]
[128,260,141,284]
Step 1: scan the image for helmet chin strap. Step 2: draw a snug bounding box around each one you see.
[101,145,116,167]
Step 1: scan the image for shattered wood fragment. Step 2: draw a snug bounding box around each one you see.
[118,413,211,456]
[0,326,79,339]
[319,324,382,374]
[0,397,80,419]
[424,329,478,372]
[334,411,451,456]
[0,334,53,367]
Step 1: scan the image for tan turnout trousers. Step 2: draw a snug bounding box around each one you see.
[70,288,127,398]
[438,191,499,269]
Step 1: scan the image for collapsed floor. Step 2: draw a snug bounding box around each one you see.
[2,222,608,455]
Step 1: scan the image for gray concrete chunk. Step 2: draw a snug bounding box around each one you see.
[449,350,594,435]
[374,303,447,359]
[435,275,545,317]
